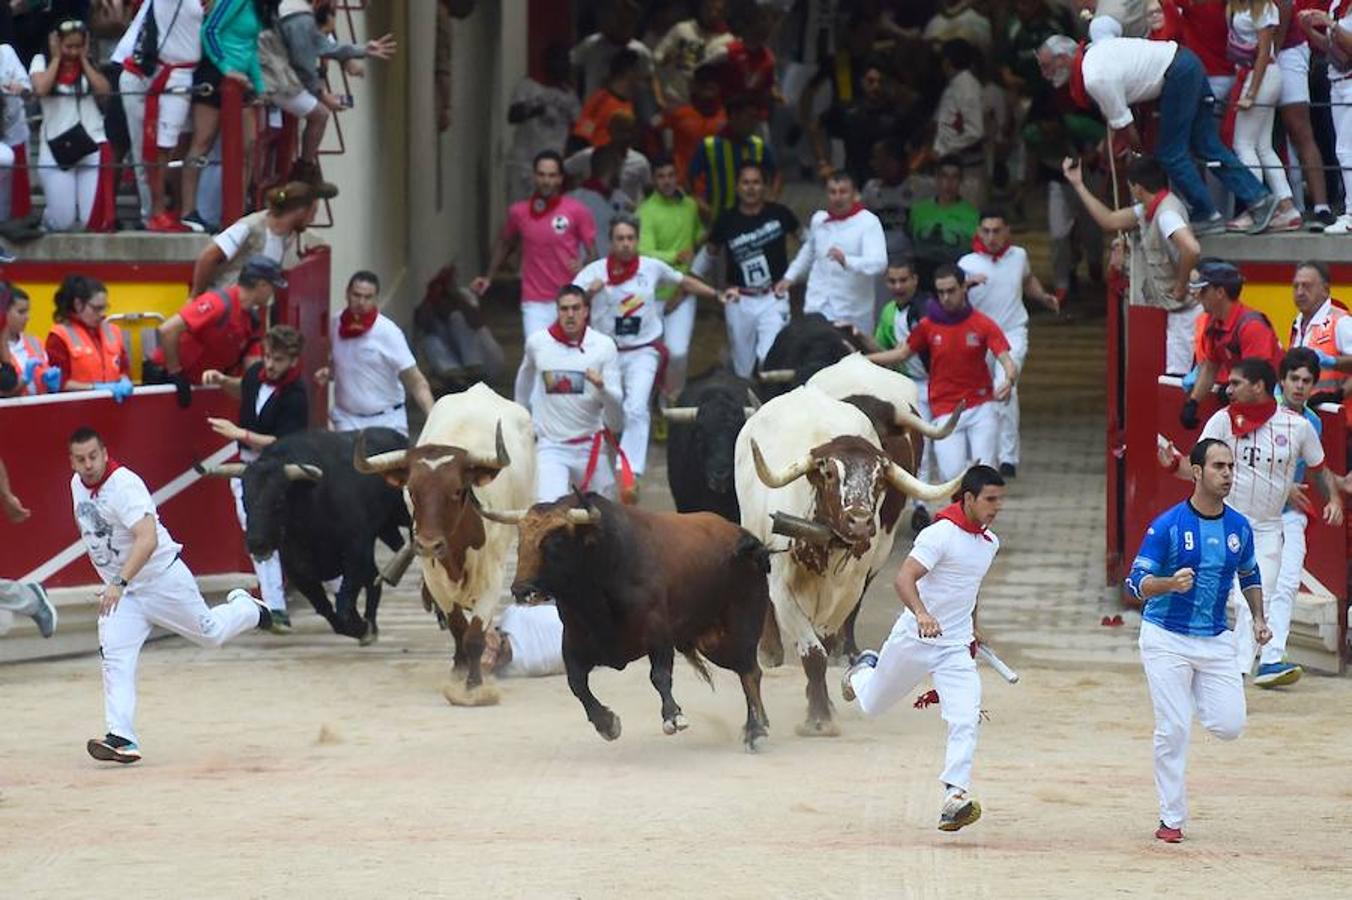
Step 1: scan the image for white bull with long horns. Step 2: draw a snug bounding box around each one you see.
[351,383,536,705]
[735,385,963,736]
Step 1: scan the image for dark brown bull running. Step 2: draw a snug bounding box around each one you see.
[480,492,772,750]
[353,423,511,696]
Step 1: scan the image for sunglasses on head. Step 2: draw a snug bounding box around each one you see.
[57,19,87,35]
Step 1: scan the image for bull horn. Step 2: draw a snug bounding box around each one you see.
[750,438,813,489]
[883,461,964,502]
[466,420,511,470]
[661,407,698,423]
[756,368,795,384]
[566,507,602,525]
[745,388,761,411]
[284,464,323,481]
[195,462,247,478]
[352,429,408,474]
[892,400,966,440]
[476,505,526,525]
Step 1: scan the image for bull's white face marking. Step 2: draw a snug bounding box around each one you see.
[839,458,883,514]
[416,450,464,471]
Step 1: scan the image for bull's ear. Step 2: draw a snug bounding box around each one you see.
[469,466,502,488]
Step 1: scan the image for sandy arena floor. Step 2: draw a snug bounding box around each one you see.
[3,317,1351,898]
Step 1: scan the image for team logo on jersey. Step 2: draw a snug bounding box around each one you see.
[1275,434,1288,447]
[1227,533,1241,552]
[551,215,569,234]
[966,332,980,347]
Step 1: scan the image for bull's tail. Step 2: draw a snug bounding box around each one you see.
[734,531,772,574]
[682,649,715,689]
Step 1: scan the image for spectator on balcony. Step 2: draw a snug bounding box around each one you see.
[565,111,652,208]
[30,20,113,234]
[2,283,59,396]
[315,270,436,437]
[659,64,725,191]
[413,264,506,393]
[1275,0,1333,229]
[0,40,31,224]
[1298,4,1352,233]
[192,180,327,295]
[269,0,396,188]
[506,44,580,203]
[179,0,272,234]
[111,0,203,234]
[44,274,132,400]
[570,0,652,101]
[651,0,732,110]
[155,255,286,408]
[571,48,643,152]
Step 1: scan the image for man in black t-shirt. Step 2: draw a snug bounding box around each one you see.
[704,162,801,377]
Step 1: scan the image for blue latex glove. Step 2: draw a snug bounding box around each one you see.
[1315,350,1338,370]
[1181,365,1200,393]
[41,366,61,393]
[22,358,40,385]
[94,377,134,404]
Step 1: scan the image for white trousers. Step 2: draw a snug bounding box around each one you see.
[662,295,696,398]
[849,622,981,793]
[1331,79,1352,199]
[330,404,408,437]
[1233,65,1293,202]
[933,400,999,482]
[514,301,559,405]
[97,559,260,744]
[119,69,154,221]
[804,293,874,336]
[990,325,1027,467]
[230,478,287,612]
[38,142,100,232]
[725,292,790,378]
[535,438,615,502]
[1228,520,1282,675]
[913,381,936,483]
[1165,305,1203,376]
[0,142,16,221]
[1265,508,1307,666]
[617,346,661,477]
[1139,621,1245,829]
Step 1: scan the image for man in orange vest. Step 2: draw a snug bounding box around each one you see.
[156,256,287,408]
[44,276,133,402]
[1287,260,1352,419]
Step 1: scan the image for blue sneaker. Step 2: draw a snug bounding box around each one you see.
[26,583,57,638]
[1254,661,1302,688]
[841,650,879,702]
[86,733,141,764]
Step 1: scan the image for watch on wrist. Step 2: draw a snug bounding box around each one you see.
[114,576,129,588]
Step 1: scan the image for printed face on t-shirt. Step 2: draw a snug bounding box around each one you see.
[542,370,586,394]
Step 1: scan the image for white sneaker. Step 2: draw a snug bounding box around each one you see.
[1323,213,1352,235]
[938,790,983,832]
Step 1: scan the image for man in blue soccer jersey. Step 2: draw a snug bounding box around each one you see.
[1126,438,1272,844]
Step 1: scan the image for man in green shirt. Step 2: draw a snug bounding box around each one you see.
[909,157,979,287]
[638,155,704,409]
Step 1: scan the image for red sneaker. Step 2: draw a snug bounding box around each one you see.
[146,211,191,233]
[1155,822,1183,843]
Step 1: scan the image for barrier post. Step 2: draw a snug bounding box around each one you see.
[220,77,245,225]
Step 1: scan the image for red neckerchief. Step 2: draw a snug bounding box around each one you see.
[56,60,82,87]
[935,502,993,542]
[1068,43,1091,111]
[261,362,302,389]
[84,459,122,497]
[606,254,639,285]
[1228,397,1277,438]
[547,320,586,349]
[826,202,866,221]
[528,192,562,219]
[1143,189,1171,222]
[971,234,1011,262]
[338,306,378,339]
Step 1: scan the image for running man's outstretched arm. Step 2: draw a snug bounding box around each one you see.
[896,556,941,637]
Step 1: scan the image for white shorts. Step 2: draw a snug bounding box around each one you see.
[331,404,409,437]
[273,89,320,119]
[1277,44,1311,107]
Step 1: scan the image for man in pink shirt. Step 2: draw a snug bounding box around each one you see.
[473,149,599,399]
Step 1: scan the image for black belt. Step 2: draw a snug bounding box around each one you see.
[346,403,405,417]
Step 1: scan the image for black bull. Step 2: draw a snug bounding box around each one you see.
[199,428,410,643]
[482,492,772,751]
[662,370,760,523]
[754,313,870,398]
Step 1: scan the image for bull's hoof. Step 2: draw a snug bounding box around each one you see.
[442,680,501,707]
[359,623,379,647]
[744,729,769,753]
[794,718,841,738]
[661,713,689,736]
[594,713,622,741]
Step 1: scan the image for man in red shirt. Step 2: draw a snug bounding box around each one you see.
[1180,259,1284,428]
[1171,0,1234,96]
[156,256,288,408]
[705,6,778,122]
[867,263,1019,480]
[661,66,727,189]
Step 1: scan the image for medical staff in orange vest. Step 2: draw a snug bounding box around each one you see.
[1287,261,1352,425]
[2,282,60,396]
[44,273,132,402]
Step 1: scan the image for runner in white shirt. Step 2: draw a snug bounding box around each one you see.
[842,464,1007,833]
[317,271,436,437]
[69,428,269,765]
[959,210,1059,477]
[574,214,718,497]
[775,172,888,334]
[1160,358,1340,678]
[482,602,566,677]
[519,284,624,501]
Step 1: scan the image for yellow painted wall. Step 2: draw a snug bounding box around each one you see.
[17,280,191,381]
[1241,282,1302,346]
